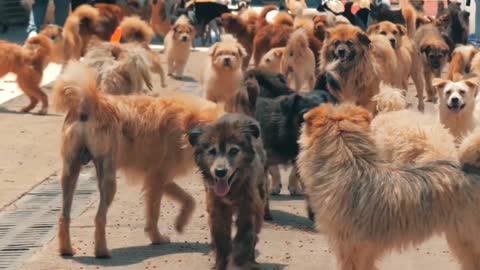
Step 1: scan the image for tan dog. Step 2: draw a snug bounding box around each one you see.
[281,28,316,92]
[53,61,224,258]
[201,35,247,104]
[39,24,66,65]
[258,47,284,74]
[434,78,479,140]
[164,15,195,79]
[447,45,479,81]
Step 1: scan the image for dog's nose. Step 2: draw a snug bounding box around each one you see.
[337,48,346,57]
[215,168,228,178]
[389,38,396,48]
[224,58,231,65]
[181,36,188,42]
[451,97,460,104]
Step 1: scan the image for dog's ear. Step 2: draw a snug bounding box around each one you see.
[209,43,219,56]
[357,32,371,47]
[280,94,302,113]
[396,24,406,36]
[273,48,284,58]
[237,44,248,58]
[188,25,196,39]
[245,121,261,139]
[464,78,479,97]
[432,78,449,94]
[188,126,204,146]
[344,104,372,128]
[366,24,379,34]
[303,104,333,130]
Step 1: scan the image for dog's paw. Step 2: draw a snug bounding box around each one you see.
[288,186,303,196]
[264,213,273,221]
[270,184,282,195]
[417,101,425,112]
[94,248,111,259]
[59,247,75,257]
[150,234,171,245]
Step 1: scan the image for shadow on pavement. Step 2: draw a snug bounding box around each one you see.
[70,241,210,266]
[259,262,288,269]
[0,107,61,117]
[270,194,305,201]
[266,209,313,231]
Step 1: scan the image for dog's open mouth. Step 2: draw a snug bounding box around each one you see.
[448,103,465,113]
[213,169,237,197]
[335,54,351,64]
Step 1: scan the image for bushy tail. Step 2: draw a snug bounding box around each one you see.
[447,45,478,81]
[372,83,407,113]
[53,61,99,114]
[401,4,416,38]
[256,5,278,29]
[273,12,294,27]
[71,4,100,34]
[125,49,153,91]
[458,128,480,171]
[25,35,53,68]
[119,16,155,44]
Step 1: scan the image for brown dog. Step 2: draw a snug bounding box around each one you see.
[0,35,52,114]
[53,62,224,258]
[447,45,479,81]
[188,113,265,270]
[164,15,196,79]
[414,24,450,102]
[39,24,65,65]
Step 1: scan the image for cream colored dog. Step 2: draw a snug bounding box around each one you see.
[201,34,247,104]
[258,47,284,74]
[165,15,195,79]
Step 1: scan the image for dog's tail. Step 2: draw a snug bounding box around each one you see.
[53,61,101,114]
[447,45,478,81]
[402,3,416,38]
[124,49,153,91]
[372,83,407,113]
[70,4,100,34]
[274,12,294,27]
[119,16,155,44]
[25,35,53,68]
[288,28,309,49]
[257,5,278,28]
[458,128,480,172]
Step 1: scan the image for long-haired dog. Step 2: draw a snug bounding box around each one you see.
[53,62,224,258]
[0,35,52,114]
[39,24,65,65]
[201,35,247,104]
[188,113,265,270]
[281,28,316,92]
[119,16,166,87]
[447,45,479,81]
[258,47,284,74]
[298,103,480,270]
[433,78,479,140]
[164,15,195,79]
[414,24,450,102]
[63,5,100,61]
[94,3,125,41]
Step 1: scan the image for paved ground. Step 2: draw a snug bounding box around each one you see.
[0,29,464,270]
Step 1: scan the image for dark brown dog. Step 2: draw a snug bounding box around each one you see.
[189,113,265,270]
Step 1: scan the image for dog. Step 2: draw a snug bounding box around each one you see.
[94,3,125,41]
[436,2,469,52]
[53,61,224,258]
[188,113,266,270]
[38,24,65,65]
[151,0,172,38]
[201,35,247,104]
[0,35,52,114]
[414,23,450,102]
[298,102,480,270]
[434,78,479,140]
[447,45,479,81]
[281,28,316,92]
[320,24,391,113]
[119,16,167,87]
[164,15,195,79]
[258,47,284,74]
[367,20,425,111]
[369,2,417,35]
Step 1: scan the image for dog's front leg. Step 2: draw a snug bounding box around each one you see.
[209,195,232,270]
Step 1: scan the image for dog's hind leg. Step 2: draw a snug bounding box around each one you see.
[411,68,425,111]
[268,166,282,195]
[423,69,435,102]
[446,226,480,270]
[93,157,117,258]
[164,181,195,233]
[288,166,303,196]
[144,174,171,245]
[335,242,380,270]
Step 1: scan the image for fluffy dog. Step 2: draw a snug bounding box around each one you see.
[94,3,125,41]
[258,47,284,74]
[298,103,480,270]
[414,24,450,102]
[53,62,224,258]
[201,35,247,104]
[164,15,195,79]
[367,21,425,110]
[281,28,316,92]
[188,113,265,270]
[0,35,52,114]
[447,45,479,81]
[38,24,65,65]
[434,78,479,140]
[63,5,100,61]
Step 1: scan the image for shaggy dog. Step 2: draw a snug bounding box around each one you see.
[320,24,394,113]
[367,20,425,110]
[119,16,167,87]
[53,62,224,258]
[38,24,65,65]
[435,2,470,52]
[164,15,195,79]
[434,78,479,140]
[414,24,450,102]
[201,35,247,104]
[298,103,480,270]
[258,47,284,74]
[0,35,52,114]
[94,3,125,41]
[447,45,479,81]
[281,28,316,92]
[188,113,266,270]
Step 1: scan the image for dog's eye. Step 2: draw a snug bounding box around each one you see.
[228,147,239,156]
[334,40,340,47]
[265,58,271,63]
[289,52,294,57]
[446,90,452,96]
[392,30,398,35]
[380,31,387,35]
[346,40,353,47]
[208,148,217,156]
[459,90,466,96]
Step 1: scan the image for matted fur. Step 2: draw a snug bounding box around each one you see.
[298,103,480,270]
[165,15,195,78]
[447,45,479,81]
[0,35,52,114]
[53,62,224,258]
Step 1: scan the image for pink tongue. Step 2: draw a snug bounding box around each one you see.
[214,180,230,197]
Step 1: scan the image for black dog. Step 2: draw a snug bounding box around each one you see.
[437,1,469,52]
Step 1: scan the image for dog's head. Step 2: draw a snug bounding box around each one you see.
[324,24,371,69]
[39,24,64,44]
[367,21,406,49]
[219,13,243,33]
[433,78,478,114]
[172,20,195,43]
[188,114,261,197]
[209,38,247,71]
[259,47,284,73]
[279,93,329,133]
[420,40,449,71]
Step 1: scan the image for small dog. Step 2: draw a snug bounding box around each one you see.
[53,61,224,258]
[39,24,65,65]
[164,15,195,79]
[281,28,316,92]
[414,24,450,102]
[0,35,52,114]
[188,113,266,270]
[258,47,284,74]
[435,2,469,52]
[447,45,479,81]
[298,103,480,270]
[201,35,247,104]
[434,78,479,140]
[94,3,125,41]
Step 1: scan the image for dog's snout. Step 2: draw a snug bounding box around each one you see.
[181,36,188,42]
[337,48,346,57]
[223,58,231,65]
[389,38,396,48]
[215,168,228,178]
[451,97,460,104]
